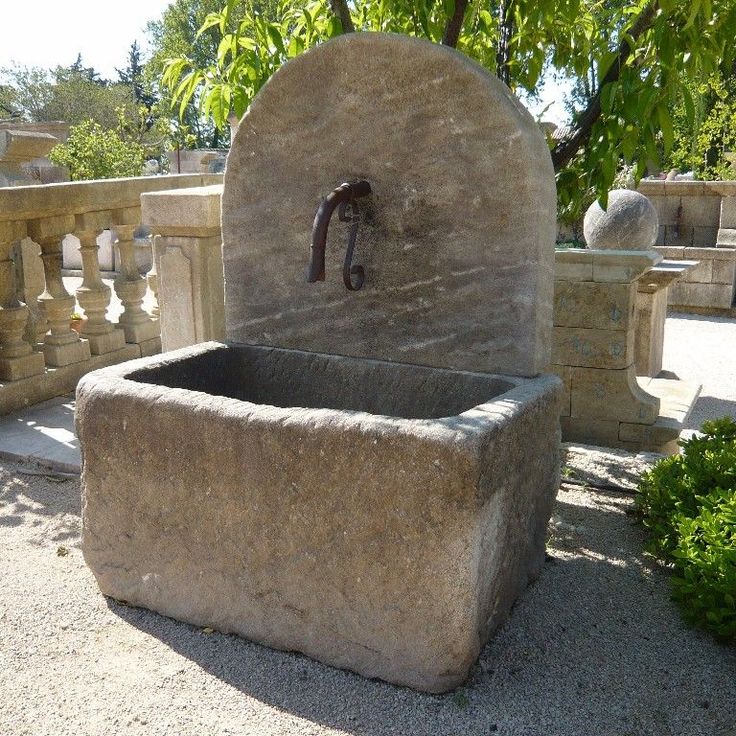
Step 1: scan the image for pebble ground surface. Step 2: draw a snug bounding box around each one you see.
[662,311,736,429]
[1,312,735,736]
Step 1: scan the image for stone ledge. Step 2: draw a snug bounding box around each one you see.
[0,344,148,415]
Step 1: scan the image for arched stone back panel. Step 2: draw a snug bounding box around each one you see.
[222,33,555,377]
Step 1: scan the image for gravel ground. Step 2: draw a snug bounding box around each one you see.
[1,458,734,736]
[662,311,736,430]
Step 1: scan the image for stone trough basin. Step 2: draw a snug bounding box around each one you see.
[78,342,561,692]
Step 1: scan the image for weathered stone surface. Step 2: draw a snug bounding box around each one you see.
[692,226,719,247]
[635,287,667,378]
[78,342,562,693]
[141,184,222,238]
[222,33,555,377]
[554,281,634,331]
[152,234,226,352]
[547,364,571,417]
[554,249,594,281]
[570,365,659,424]
[591,250,661,283]
[720,196,736,229]
[681,259,713,284]
[712,258,736,285]
[583,190,658,250]
[552,326,633,369]
[669,282,734,309]
[0,343,142,415]
[560,416,621,447]
[717,228,736,247]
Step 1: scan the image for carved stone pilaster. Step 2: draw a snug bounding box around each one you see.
[0,221,46,380]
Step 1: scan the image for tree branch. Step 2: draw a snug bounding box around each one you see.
[495,0,514,87]
[329,0,355,34]
[551,1,659,171]
[442,0,470,48]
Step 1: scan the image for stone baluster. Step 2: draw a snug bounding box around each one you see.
[27,215,91,367]
[147,236,160,319]
[74,212,126,355]
[0,220,46,380]
[112,220,160,347]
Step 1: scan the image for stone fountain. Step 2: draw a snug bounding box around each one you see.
[78,33,562,693]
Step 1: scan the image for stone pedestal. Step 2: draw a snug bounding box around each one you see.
[552,249,664,450]
[141,185,225,352]
[552,190,702,453]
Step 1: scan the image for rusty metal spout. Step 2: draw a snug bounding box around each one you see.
[307,180,371,287]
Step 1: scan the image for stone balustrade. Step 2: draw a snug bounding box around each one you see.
[0,173,222,414]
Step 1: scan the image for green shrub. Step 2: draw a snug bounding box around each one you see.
[49,119,144,181]
[636,417,736,642]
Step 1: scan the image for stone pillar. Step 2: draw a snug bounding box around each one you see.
[27,215,91,367]
[0,220,46,380]
[551,189,701,453]
[74,213,126,355]
[552,248,662,448]
[112,223,160,345]
[141,185,225,351]
[635,260,698,377]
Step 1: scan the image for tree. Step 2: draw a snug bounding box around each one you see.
[48,120,145,180]
[117,42,157,111]
[666,65,736,181]
[161,0,736,212]
[0,60,134,129]
[147,0,310,147]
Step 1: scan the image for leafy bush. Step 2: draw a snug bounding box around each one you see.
[636,417,736,642]
[49,119,145,181]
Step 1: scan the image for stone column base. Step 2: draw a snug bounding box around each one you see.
[83,327,126,356]
[0,350,46,381]
[120,318,159,345]
[44,338,91,367]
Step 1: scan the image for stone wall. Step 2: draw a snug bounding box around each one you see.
[634,180,736,312]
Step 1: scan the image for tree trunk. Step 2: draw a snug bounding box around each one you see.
[496,0,514,87]
[329,0,355,33]
[442,0,469,48]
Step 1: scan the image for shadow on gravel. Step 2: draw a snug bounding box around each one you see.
[686,395,736,430]
[0,468,80,543]
[106,489,736,736]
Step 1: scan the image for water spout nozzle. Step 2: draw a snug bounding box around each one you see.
[307,180,371,288]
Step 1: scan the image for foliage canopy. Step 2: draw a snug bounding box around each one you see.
[160,0,736,215]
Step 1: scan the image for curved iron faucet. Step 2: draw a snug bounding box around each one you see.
[307,180,371,290]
